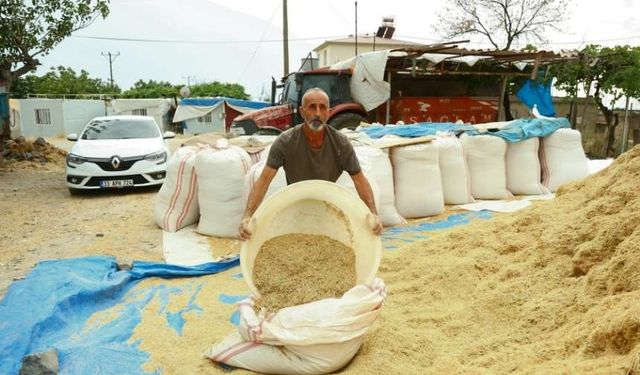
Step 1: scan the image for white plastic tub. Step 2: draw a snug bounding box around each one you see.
[240,180,382,298]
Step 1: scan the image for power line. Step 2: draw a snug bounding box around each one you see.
[236,3,281,82]
[78,33,640,46]
[72,34,345,44]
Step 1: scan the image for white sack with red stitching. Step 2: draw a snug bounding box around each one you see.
[154,146,200,232]
[391,141,444,218]
[206,278,386,375]
[242,160,288,204]
[506,138,550,195]
[540,128,589,192]
[196,142,253,237]
[460,133,513,200]
[434,135,475,205]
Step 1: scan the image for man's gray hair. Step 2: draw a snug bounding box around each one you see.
[301,87,329,106]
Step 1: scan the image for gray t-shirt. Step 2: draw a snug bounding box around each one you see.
[266,124,361,184]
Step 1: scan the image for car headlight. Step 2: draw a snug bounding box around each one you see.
[66,153,88,166]
[144,150,167,164]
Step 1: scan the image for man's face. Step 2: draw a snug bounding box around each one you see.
[300,91,329,132]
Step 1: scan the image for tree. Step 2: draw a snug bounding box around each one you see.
[120,80,181,99]
[11,66,115,98]
[0,0,109,145]
[552,45,640,157]
[190,82,249,100]
[434,0,569,50]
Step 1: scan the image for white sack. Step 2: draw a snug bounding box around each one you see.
[206,278,386,375]
[540,128,589,192]
[391,142,444,218]
[460,134,512,200]
[154,146,200,232]
[352,146,404,226]
[506,138,550,195]
[434,135,474,205]
[335,147,381,223]
[196,142,253,237]
[243,160,288,204]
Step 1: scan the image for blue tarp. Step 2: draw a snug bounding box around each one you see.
[0,256,239,375]
[180,97,269,109]
[516,80,556,117]
[360,117,570,143]
[0,211,493,374]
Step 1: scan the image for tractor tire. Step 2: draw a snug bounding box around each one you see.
[329,112,366,130]
[254,128,282,136]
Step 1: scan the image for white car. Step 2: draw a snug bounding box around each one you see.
[65,116,175,193]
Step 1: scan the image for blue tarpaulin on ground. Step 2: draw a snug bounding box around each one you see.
[0,211,493,374]
[360,117,570,143]
[0,256,239,375]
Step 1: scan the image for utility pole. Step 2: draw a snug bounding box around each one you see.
[283,0,289,76]
[354,1,358,56]
[101,52,120,91]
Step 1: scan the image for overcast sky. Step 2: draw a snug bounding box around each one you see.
[36,0,640,99]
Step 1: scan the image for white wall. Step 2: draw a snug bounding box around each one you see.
[183,105,225,135]
[62,99,110,135]
[18,99,65,138]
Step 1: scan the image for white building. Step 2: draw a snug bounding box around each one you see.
[9,98,113,138]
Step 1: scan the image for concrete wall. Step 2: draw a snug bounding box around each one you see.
[316,40,415,67]
[18,99,65,138]
[62,99,111,135]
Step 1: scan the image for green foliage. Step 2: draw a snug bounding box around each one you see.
[190,82,249,100]
[10,66,115,98]
[552,44,640,102]
[0,0,109,85]
[120,80,180,98]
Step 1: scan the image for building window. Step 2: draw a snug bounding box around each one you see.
[34,109,51,125]
[132,108,148,116]
[197,113,212,123]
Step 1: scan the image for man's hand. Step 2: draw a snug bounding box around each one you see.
[367,214,383,236]
[238,217,252,241]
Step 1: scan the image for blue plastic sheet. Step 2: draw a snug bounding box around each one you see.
[0,211,493,374]
[0,256,239,375]
[516,80,556,117]
[360,117,569,143]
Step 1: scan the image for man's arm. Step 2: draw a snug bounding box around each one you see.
[238,166,278,240]
[350,171,383,235]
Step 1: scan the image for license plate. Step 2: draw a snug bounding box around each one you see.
[100,179,134,188]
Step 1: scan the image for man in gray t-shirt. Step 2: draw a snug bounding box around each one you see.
[238,87,382,239]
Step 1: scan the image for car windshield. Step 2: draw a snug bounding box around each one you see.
[81,119,160,140]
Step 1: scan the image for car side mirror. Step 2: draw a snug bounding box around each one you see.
[163,131,176,139]
[67,133,78,141]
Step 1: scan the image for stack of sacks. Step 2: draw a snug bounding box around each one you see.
[433,134,474,205]
[460,134,513,200]
[196,140,253,238]
[390,141,444,218]
[353,146,405,226]
[154,146,201,232]
[506,138,550,195]
[243,160,288,203]
[540,128,589,192]
[335,147,381,217]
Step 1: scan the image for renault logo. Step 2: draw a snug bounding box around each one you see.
[110,156,121,169]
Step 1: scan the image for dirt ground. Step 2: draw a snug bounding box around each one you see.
[0,136,188,298]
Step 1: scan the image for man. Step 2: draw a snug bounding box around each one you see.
[238,87,382,240]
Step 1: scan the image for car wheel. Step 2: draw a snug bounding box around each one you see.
[329,112,367,130]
